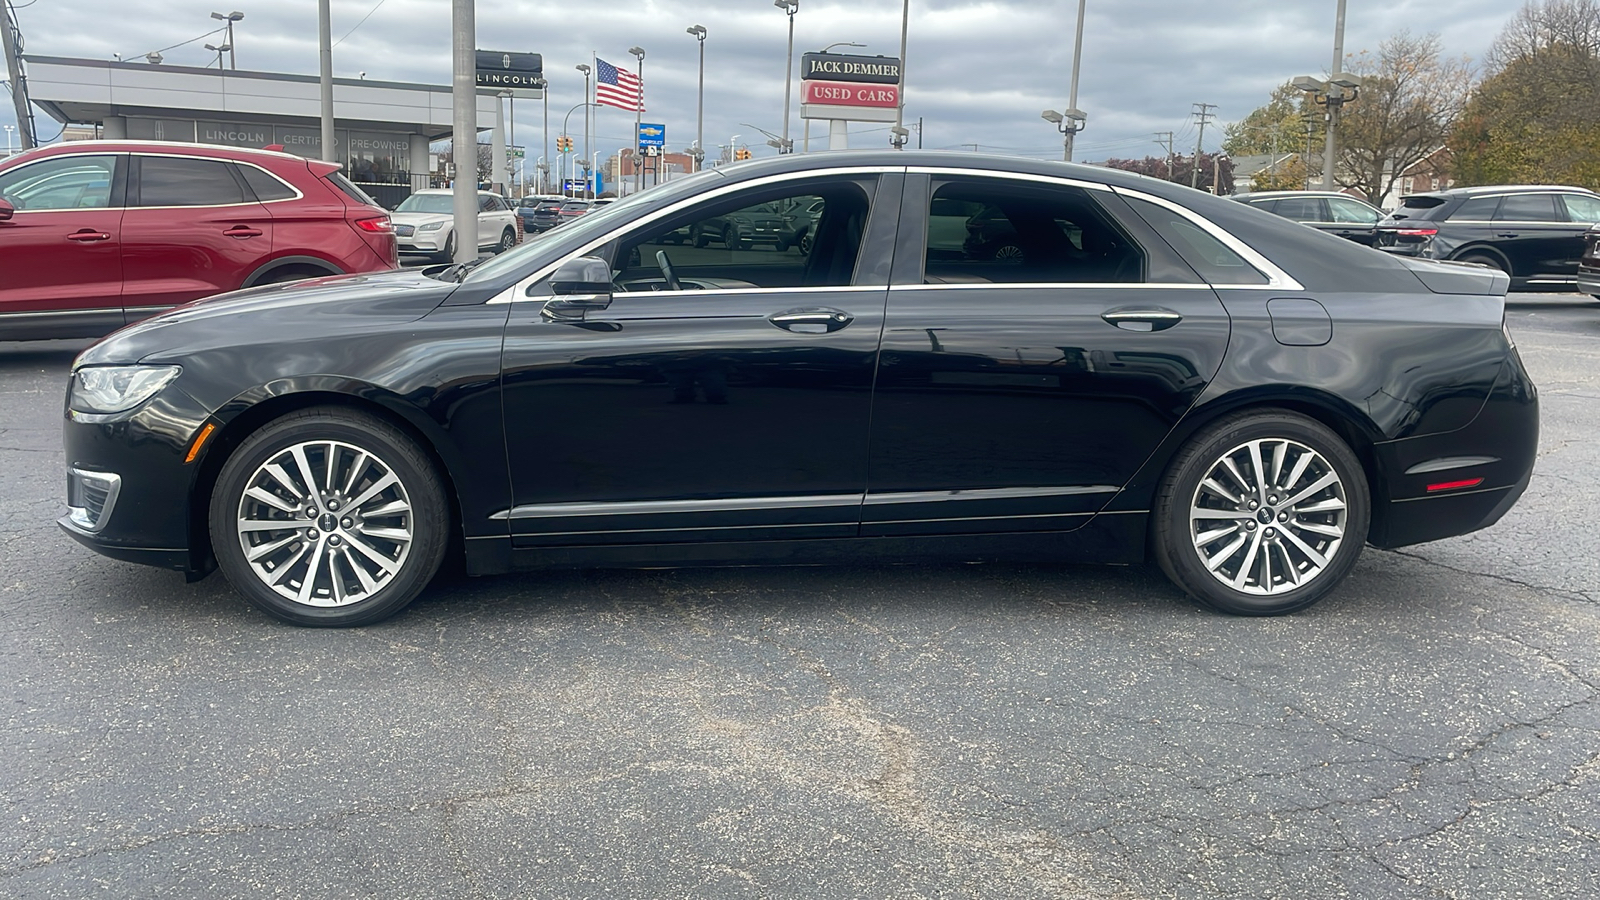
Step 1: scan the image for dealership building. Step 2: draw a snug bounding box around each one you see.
[22,55,504,206]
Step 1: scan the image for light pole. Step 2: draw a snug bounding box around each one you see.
[204,43,231,70]
[1055,0,1087,161]
[891,0,910,149]
[209,11,243,69]
[1040,109,1086,162]
[686,25,707,172]
[501,89,515,197]
[561,102,595,195]
[1293,0,1359,191]
[629,46,645,192]
[775,0,798,154]
[575,64,591,193]
[821,41,864,53]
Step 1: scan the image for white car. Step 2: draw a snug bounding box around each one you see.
[390,189,519,261]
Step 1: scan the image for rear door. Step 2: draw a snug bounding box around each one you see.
[1491,192,1569,284]
[0,153,127,337]
[863,173,1231,535]
[120,154,274,318]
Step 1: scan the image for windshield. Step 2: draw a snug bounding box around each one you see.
[462,169,727,284]
[395,193,455,214]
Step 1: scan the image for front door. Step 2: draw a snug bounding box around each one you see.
[0,153,126,338]
[499,173,900,546]
[864,174,1232,535]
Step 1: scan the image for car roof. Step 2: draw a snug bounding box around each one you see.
[0,139,312,166]
[1232,191,1376,204]
[1403,184,1599,202]
[412,188,501,197]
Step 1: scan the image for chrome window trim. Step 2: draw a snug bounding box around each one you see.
[130,151,305,209]
[905,166,1113,192]
[1109,186,1305,290]
[889,282,1211,292]
[492,165,904,304]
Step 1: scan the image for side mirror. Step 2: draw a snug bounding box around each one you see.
[0,198,13,221]
[541,255,613,319]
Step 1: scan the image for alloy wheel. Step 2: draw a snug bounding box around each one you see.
[1188,437,1348,596]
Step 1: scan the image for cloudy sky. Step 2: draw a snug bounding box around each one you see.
[3,0,1521,163]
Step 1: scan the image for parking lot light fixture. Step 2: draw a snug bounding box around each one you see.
[776,0,798,154]
[209,11,244,69]
[204,43,231,70]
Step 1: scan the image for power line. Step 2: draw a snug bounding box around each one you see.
[123,24,227,64]
[334,0,388,48]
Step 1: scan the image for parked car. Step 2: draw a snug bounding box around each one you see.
[391,189,518,262]
[1230,191,1385,245]
[1579,222,1600,301]
[0,140,397,341]
[687,202,789,250]
[781,197,825,254]
[1375,185,1600,290]
[556,200,592,224]
[59,151,1537,627]
[518,195,565,234]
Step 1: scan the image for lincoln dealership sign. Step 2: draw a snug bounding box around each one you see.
[474,50,544,98]
[800,52,902,85]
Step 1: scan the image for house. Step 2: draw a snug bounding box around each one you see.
[1382,147,1454,208]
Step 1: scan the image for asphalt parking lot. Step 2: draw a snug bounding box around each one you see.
[2,293,1597,898]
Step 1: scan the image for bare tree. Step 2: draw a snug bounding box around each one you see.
[1335,31,1474,204]
[1488,0,1600,73]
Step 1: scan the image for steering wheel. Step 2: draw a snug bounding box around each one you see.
[655,249,682,291]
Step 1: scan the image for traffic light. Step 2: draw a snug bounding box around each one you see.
[557,136,574,153]
[735,147,751,161]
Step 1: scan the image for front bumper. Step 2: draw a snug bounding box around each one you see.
[1578,265,1600,298]
[398,230,448,253]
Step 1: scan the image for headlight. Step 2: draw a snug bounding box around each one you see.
[418,221,444,232]
[70,365,181,415]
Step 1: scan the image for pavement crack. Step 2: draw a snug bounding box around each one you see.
[1383,548,1595,605]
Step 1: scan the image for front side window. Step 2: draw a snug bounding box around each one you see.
[137,157,246,207]
[612,182,871,291]
[922,180,1145,284]
[1495,193,1559,222]
[0,155,118,211]
[1327,197,1380,224]
[1273,196,1327,223]
[1561,194,1600,224]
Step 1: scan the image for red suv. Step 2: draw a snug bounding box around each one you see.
[0,141,398,341]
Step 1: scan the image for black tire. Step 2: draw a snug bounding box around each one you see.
[433,232,457,264]
[1457,252,1508,274]
[498,228,517,253]
[209,406,449,627]
[692,226,710,249]
[1151,409,1370,616]
[256,268,323,286]
[798,231,813,255]
[723,225,746,251]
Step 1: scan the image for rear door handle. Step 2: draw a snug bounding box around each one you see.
[769,307,854,334]
[223,226,264,238]
[1494,232,1519,239]
[1101,307,1182,332]
[66,229,112,242]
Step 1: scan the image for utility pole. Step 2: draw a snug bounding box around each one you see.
[2,0,36,149]
[777,1,797,153]
[1064,0,1086,161]
[891,0,910,149]
[317,0,334,162]
[1324,0,1347,191]
[1153,131,1174,181]
[450,0,477,262]
[1190,102,1216,189]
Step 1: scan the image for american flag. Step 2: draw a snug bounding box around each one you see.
[595,57,643,112]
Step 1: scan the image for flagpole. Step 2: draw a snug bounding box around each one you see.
[588,51,596,198]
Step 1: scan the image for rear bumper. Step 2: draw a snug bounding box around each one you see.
[1367,350,1539,549]
[1578,265,1600,297]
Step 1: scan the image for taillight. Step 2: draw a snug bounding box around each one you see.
[1395,227,1437,236]
[355,216,392,233]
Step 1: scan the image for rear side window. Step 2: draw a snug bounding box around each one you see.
[1495,193,1559,222]
[922,179,1148,284]
[137,156,245,207]
[238,165,296,202]
[1273,196,1326,222]
[1122,196,1269,286]
[1449,196,1499,221]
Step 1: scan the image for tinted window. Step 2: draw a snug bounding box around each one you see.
[1397,196,1447,213]
[1273,196,1326,222]
[238,165,296,202]
[0,155,118,211]
[1449,196,1500,221]
[1561,194,1600,224]
[326,172,379,207]
[1122,196,1270,286]
[137,156,246,207]
[922,181,1145,284]
[1495,193,1559,222]
[1327,197,1379,224]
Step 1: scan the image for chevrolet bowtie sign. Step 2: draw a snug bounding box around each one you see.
[800,52,902,85]
[475,50,544,98]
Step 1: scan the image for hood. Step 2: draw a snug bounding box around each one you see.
[75,268,456,367]
[1395,255,1511,297]
[390,211,454,228]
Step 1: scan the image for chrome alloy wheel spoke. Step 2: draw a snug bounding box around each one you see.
[1189,437,1347,596]
[235,440,413,608]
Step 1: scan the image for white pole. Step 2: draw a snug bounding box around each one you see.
[450,0,477,262]
[318,0,335,162]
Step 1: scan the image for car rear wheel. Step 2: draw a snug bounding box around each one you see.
[992,243,1024,261]
[1152,410,1370,616]
[692,225,710,249]
[798,231,813,255]
[209,407,449,627]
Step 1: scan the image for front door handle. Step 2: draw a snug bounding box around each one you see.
[769,307,854,334]
[66,229,112,242]
[223,226,264,238]
[1101,307,1182,332]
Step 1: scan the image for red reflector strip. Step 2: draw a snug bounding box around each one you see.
[1427,478,1483,493]
[355,216,393,233]
[1395,228,1438,236]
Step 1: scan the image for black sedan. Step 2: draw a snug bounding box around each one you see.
[59,152,1539,627]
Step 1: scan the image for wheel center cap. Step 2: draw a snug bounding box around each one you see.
[1257,509,1274,524]
[319,513,339,533]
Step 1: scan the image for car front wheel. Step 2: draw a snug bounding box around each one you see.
[1152,410,1370,616]
[498,227,517,253]
[209,407,449,627]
